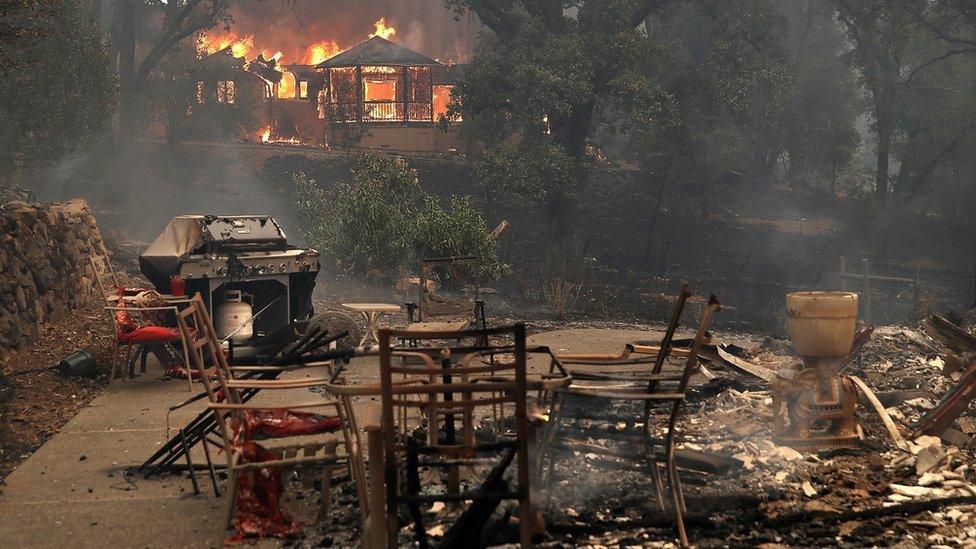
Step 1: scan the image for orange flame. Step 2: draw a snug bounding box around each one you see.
[369,17,396,40]
[198,31,254,58]
[277,70,296,99]
[304,40,343,65]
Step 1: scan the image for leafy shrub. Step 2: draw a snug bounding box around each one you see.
[295,155,503,280]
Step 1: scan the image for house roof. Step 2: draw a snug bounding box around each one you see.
[317,36,442,68]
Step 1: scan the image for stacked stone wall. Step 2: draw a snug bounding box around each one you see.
[0,199,105,353]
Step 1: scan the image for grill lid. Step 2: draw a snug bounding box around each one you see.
[139,215,291,292]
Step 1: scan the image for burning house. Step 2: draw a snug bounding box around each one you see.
[185,26,462,153]
[317,36,461,153]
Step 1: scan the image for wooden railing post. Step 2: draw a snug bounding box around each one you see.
[838,256,846,291]
[862,259,872,325]
[914,265,921,313]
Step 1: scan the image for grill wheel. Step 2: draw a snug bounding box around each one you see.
[305,310,362,351]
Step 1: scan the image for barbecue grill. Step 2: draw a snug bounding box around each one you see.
[139,215,322,358]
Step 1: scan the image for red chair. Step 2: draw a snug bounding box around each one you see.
[105,300,191,384]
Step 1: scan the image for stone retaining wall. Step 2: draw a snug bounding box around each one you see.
[0,199,105,353]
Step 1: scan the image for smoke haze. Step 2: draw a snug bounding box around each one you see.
[224,0,481,63]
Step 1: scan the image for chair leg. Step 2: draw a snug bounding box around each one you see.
[649,462,667,511]
[224,469,238,532]
[665,400,688,548]
[139,345,149,374]
[109,341,119,381]
[405,441,429,549]
[122,345,133,381]
[538,393,566,486]
[318,441,338,523]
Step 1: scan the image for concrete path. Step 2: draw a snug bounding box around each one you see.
[0,361,338,549]
[0,327,669,548]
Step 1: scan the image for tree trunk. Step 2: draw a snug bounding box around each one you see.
[117,0,137,143]
[873,91,892,204]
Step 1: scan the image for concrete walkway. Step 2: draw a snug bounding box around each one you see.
[0,327,666,548]
[0,359,341,549]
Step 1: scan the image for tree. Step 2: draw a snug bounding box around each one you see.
[294,155,503,280]
[0,1,116,187]
[445,0,675,240]
[834,0,925,203]
[780,0,860,190]
[113,0,232,139]
[641,0,793,192]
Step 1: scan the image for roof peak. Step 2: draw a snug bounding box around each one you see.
[317,35,441,68]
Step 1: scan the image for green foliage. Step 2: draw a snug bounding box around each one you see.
[644,0,795,186]
[0,1,116,179]
[781,0,861,188]
[450,1,673,227]
[295,155,503,280]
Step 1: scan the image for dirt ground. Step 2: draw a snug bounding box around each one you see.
[0,302,113,480]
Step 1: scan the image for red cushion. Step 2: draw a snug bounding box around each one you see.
[242,410,342,439]
[117,325,182,344]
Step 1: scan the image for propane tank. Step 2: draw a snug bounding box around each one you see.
[216,290,253,343]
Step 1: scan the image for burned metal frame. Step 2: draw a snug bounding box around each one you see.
[175,293,366,532]
[540,285,721,548]
[375,324,570,548]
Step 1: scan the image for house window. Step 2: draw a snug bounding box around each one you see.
[196,81,206,104]
[433,85,459,121]
[362,65,401,121]
[216,80,235,104]
[277,71,296,99]
[299,80,309,99]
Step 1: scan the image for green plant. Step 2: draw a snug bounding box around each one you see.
[295,155,503,280]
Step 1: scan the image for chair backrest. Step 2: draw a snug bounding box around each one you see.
[176,293,243,456]
[673,295,722,394]
[377,324,531,545]
[418,256,480,321]
[642,283,693,392]
[89,252,120,306]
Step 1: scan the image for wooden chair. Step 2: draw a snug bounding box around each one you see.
[541,289,721,548]
[89,252,192,386]
[175,293,367,537]
[373,324,569,548]
[403,256,487,333]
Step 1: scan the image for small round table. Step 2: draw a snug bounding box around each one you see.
[341,303,403,346]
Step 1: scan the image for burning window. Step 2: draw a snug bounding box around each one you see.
[216,80,235,104]
[277,71,296,99]
[432,85,458,122]
[299,81,309,99]
[328,67,358,122]
[196,81,206,104]
[362,65,399,102]
[408,66,432,121]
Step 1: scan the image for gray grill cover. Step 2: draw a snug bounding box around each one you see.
[139,216,206,292]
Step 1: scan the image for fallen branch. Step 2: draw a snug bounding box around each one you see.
[850,375,910,452]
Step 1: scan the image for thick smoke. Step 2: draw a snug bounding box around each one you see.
[224,0,481,63]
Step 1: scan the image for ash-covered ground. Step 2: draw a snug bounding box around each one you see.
[276,322,976,548]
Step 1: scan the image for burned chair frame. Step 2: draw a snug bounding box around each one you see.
[539,285,721,547]
[404,256,487,333]
[175,293,367,532]
[367,324,569,548]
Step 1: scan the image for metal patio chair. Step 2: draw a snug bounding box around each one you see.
[175,293,366,537]
[372,324,569,548]
[540,289,721,548]
[403,256,487,334]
